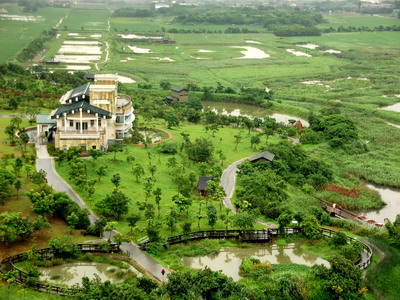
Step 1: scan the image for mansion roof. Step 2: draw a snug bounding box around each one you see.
[51,100,112,119]
[60,82,90,104]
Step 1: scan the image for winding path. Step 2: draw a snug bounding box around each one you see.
[220,157,278,228]
[35,144,169,282]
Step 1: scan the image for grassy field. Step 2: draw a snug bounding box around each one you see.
[0,4,68,63]
[0,117,33,157]
[366,239,400,300]
[319,13,400,29]
[59,8,111,31]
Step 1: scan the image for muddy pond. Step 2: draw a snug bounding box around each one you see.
[357,183,400,223]
[39,261,140,286]
[203,101,309,126]
[182,243,329,281]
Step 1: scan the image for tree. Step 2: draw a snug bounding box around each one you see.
[111,173,121,190]
[153,187,162,217]
[182,222,192,235]
[159,80,171,90]
[0,212,50,244]
[127,213,140,235]
[166,208,177,235]
[49,236,80,258]
[148,164,157,178]
[165,113,180,129]
[302,215,321,239]
[132,163,145,182]
[104,190,130,220]
[108,143,124,162]
[19,132,30,155]
[66,212,79,232]
[14,179,22,199]
[95,164,107,182]
[186,137,214,162]
[233,133,242,150]
[206,205,218,228]
[13,157,23,178]
[172,194,192,217]
[250,135,261,150]
[89,149,103,164]
[232,211,256,230]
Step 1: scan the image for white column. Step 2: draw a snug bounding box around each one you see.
[79,108,83,134]
[64,113,67,132]
[96,113,99,132]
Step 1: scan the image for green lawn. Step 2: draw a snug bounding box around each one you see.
[56,122,277,240]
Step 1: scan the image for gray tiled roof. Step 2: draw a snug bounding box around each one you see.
[248,151,275,162]
[36,114,57,124]
[51,100,111,119]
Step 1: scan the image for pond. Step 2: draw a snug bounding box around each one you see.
[380,102,400,113]
[182,243,329,281]
[139,129,162,143]
[39,261,140,286]
[357,183,400,223]
[203,101,309,126]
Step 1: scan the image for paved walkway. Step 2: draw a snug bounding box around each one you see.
[35,144,169,282]
[220,157,278,228]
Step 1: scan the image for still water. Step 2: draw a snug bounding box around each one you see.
[203,101,309,126]
[358,183,400,223]
[39,261,140,286]
[182,243,329,281]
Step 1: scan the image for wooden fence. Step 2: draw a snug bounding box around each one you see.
[0,243,121,296]
[141,227,372,270]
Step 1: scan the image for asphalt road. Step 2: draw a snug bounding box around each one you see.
[220,157,278,228]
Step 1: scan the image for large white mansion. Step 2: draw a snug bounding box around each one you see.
[42,74,134,150]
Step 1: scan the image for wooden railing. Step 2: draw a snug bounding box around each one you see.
[140,227,372,270]
[0,243,121,296]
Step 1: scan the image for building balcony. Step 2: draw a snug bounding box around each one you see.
[116,94,131,109]
[58,130,105,140]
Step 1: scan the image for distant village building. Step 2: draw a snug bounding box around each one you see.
[165,86,189,104]
[197,176,213,196]
[248,151,275,164]
[44,74,134,151]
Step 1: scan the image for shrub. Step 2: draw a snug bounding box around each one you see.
[158,142,178,155]
[49,236,80,258]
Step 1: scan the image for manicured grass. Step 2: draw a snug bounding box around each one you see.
[0,283,64,300]
[0,4,68,63]
[56,122,272,240]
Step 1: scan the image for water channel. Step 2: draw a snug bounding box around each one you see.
[39,261,140,286]
[182,243,329,281]
[203,101,309,126]
[357,183,400,223]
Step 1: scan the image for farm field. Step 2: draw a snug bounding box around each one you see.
[0,4,67,63]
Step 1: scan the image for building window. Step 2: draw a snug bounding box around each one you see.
[80,144,87,151]
[69,120,73,127]
[92,145,96,150]
[98,120,102,127]
[62,120,65,127]
[90,120,95,127]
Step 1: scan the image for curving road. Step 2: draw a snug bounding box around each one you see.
[220,157,278,228]
[35,144,169,282]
